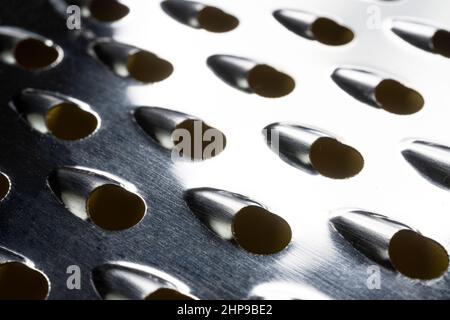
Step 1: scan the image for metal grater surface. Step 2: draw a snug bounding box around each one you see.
[0,0,450,300]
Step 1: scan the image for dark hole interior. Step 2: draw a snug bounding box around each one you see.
[0,262,49,300]
[432,29,450,58]
[0,172,10,201]
[88,0,130,22]
[389,229,449,280]
[310,17,354,46]
[46,103,98,141]
[232,205,292,255]
[197,6,239,33]
[145,288,193,300]
[127,50,173,83]
[248,64,295,98]
[86,184,146,231]
[14,38,59,70]
[375,79,424,115]
[309,137,364,179]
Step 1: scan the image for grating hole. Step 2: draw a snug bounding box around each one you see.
[232,206,292,255]
[173,119,226,160]
[14,38,60,70]
[0,172,10,201]
[86,184,146,231]
[127,50,173,83]
[145,288,193,300]
[311,18,354,46]
[248,64,295,98]
[0,262,49,300]
[46,103,98,141]
[389,229,449,280]
[310,137,364,179]
[432,30,450,58]
[197,6,239,33]
[88,0,130,22]
[375,79,424,115]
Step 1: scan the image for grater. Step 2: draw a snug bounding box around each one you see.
[0,0,449,300]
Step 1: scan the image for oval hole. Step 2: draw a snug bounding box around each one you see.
[88,0,130,23]
[248,65,295,98]
[432,30,450,58]
[145,288,193,300]
[127,50,173,83]
[14,38,60,70]
[232,206,292,255]
[389,229,449,280]
[310,137,364,179]
[86,184,146,231]
[375,79,424,115]
[0,262,49,300]
[46,103,99,141]
[0,172,11,201]
[311,18,354,46]
[197,6,239,33]
[173,119,226,160]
